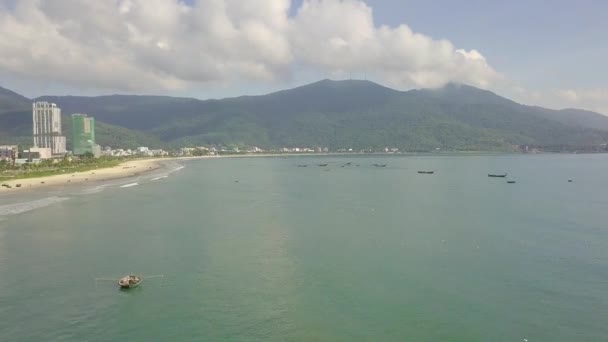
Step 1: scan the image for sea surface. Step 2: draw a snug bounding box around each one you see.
[0,154,607,341]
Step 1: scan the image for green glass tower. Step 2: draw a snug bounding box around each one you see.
[71,114,96,155]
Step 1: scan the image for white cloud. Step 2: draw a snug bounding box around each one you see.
[290,0,500,88]
[507,86,608,115]
[557,89,579,102]
[555,88,608,114]
[0,0,499,92]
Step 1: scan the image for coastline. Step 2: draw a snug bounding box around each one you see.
[0,151,553,195]
[0,155,237,195]
[0,158,165,194]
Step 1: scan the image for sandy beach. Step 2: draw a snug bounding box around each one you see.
[0,158,164,194]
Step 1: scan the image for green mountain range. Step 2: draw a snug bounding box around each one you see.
[2,80,608,151]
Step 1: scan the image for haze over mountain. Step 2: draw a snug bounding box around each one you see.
[1,80,608,151]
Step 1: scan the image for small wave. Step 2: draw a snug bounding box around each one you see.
[79,185,110,194]
[169,165,185,173]
[119,183,139,188]
[151,176,168,181]
[0,197,70,216]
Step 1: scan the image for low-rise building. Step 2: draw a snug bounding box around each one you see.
[25,147,53,160]
[0,145,18,164]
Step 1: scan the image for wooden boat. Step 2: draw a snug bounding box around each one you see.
[507,180,516,184]
[417,171,434,174]
[488,174,507,178]
[118,275,141,289]
[317,163,328,167]
[15,184,21,188]
[296,164,308,167]
[96,274,163,289]
[373,164,387,167]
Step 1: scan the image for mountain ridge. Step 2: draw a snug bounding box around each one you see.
[1,81,607,151]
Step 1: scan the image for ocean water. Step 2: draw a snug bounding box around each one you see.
[0,154,607,341]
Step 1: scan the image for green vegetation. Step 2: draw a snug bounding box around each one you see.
[2,80,608,152]
[0,157,120,182]
[191,148,209,156]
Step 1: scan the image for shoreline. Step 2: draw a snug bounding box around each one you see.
[0,151,598,195]
[0,158,166,194]
[0,155,236,195]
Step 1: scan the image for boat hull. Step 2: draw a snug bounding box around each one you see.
[118,276,141,289]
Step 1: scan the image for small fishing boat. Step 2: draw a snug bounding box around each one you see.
[488,174,507,178]
[417,171,434,174]
[568,179,573,182]
[317,163,328,167]
[296,164,308,167]
[507,180,516,184]
[15,184,21,187]
[96,274,163,289]
[373,164,387,167]
[118,275,141,289]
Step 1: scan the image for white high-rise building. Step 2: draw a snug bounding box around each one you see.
[32,102,67,154]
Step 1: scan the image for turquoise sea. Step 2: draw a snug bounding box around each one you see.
[0,154,607,341]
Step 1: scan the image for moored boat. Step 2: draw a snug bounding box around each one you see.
[118,275,141,289]
[488,174,507,178]
[417,171,434,174]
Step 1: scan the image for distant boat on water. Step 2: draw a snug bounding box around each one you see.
[417,171,434,174]
[118,275,142,289]
[507,180,516,184]
[96,274,163,289]
[297,164,308,167]
[373,164,387,167]
[488,174,507,178]
[318,163,328,167]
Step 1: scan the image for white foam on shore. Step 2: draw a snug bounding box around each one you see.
[169,165,185,173]
[0,197,70,216]
[151,176,168,181]
[119,182,139,188]
[147,163,184,181]
[79,184,111,194]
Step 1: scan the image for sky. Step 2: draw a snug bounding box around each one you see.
[0,0,606,114]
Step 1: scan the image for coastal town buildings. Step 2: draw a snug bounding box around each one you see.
[32,102,66,155]
[26,147,52,160]
[71,114,100,157]
[0,145,18,165]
